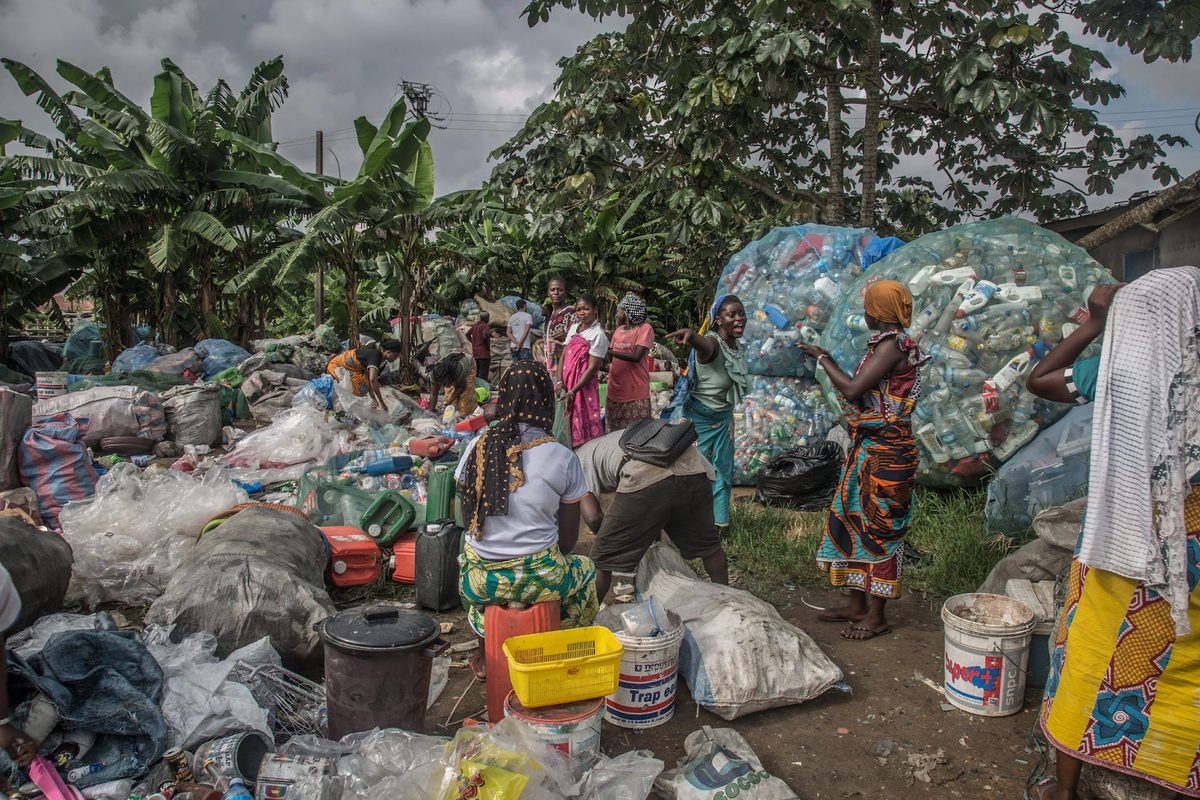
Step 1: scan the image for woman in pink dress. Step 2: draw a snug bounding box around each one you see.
[556,293,608,448]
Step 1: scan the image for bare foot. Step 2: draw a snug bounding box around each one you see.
[819,604,867,623]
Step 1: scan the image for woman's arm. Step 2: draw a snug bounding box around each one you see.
[368,368,386,409]
[557,501,581,554]
[668,328,718,364]
[1026,282,1122,403]
[580,492,604,532]
[429,381,444,410]
[609,344,649,363]
[799,338,907,401]
[568,355,604,396]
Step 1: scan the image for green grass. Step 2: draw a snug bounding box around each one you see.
[722,486,1029,602]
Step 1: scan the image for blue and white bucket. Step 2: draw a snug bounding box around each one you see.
[942,593,1035,717]
[602,609,685,729]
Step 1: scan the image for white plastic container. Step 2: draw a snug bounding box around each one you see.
[941,593,1035,717]
[35,371,68,400]
[601,608,686,729]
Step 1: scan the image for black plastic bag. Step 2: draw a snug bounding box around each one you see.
[755,441,845,511]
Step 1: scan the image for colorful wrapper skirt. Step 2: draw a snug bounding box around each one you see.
[683,397,734,526]
[326,351,371,396]
[1039,486,1200,796]
[816,420,917,599]
[606,398,652,432]
[460,541,599,637]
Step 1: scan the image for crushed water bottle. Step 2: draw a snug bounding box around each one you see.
[732,376,836,485]
[717,224,877,379]
[816,216,1112,488]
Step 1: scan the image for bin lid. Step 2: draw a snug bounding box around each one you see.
[318,605,440,654]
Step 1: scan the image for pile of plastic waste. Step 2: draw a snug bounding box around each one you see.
[715,225,879,483]
[818,216,1112,487]
[732,376,837,485]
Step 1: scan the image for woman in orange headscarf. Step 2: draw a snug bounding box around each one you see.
[799,280,929,641]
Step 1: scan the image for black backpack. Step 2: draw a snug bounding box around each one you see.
[618,418,698,468]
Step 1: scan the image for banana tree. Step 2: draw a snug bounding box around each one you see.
[226,97,434,342]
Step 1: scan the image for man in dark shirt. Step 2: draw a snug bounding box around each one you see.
[468,311,492,381]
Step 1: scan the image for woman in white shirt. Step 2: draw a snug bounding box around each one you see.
[555,293,609,447]
[456,361,599,675]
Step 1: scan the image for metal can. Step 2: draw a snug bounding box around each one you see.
[132,454,151,467]
[157,780,178,799]
[164,747,194,783]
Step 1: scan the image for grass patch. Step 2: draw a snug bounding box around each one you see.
[723,501,827,601]
[721,486,1029,603]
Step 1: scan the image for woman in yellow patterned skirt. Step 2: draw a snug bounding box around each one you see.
[1026,269,1200,799]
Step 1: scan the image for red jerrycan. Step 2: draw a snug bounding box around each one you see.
[483,600,560,723]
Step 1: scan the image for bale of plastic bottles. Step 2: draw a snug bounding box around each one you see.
[732,376,837,485]
[817,216,1112,488]
[716,224,878,379]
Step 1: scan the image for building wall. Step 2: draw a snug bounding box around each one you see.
[1159,208,1200,270]
[1046,207,1200,281]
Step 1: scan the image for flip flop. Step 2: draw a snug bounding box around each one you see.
[841,625,890,641]
[1035,778,1057,800]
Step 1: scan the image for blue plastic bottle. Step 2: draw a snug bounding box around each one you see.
[359,456,414,476]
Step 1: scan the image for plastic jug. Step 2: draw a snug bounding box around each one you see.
[956,280,998,317]
[359,455,414,476]
[484,600,560,723]
[415,521,464,612]
[426,464,457,522]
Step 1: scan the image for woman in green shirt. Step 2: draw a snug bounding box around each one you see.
[668,295,749,527]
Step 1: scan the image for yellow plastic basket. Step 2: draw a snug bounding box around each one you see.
[503,626,624,708]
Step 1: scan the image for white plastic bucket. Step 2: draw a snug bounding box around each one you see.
[941,593,1035,717]
[35,372,68,400]
[603,609,685,729]
[504,693,604,768]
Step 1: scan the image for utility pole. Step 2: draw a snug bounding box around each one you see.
[401,81,433,119]
[313,130,324,327]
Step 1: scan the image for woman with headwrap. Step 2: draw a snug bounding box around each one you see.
[606,292,657,432]
[428,351,478,419]
[668,295,749,528]
[326,339,402,410]
[1023,269,1200,800]
[456,361,599,670]
[556,293,609,447]
[799,279,929,641]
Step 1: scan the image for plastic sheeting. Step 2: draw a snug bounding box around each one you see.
[145,505,335,664]
[112,345,159,373]
[33,385,166,446]
[194,339,252,381]
[18,412,98,529]
[0,515,73,633]
[160,384,222,447]
[59,463,248,607]
[818,216,1112,487]
[985,403,1092,534]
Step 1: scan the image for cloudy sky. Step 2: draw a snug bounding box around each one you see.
[0,0,1196,213]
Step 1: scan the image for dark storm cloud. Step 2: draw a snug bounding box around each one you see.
[0,0,610,192]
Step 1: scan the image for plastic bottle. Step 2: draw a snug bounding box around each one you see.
[935,279,974,335]
[939,366,989,386]
[916,423,951,463]
[979,327,1036,352]
[956,280,998,317]
[222,779,253,800]
[1039,305,1064,343]
[930,265,976,286]
[991,348,1034,392]
[998,283,1043,304]
[925,342,974,369]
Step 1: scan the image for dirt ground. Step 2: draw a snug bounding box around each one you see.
[423,521,1045,800]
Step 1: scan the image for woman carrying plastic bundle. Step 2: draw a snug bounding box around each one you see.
[456,361,598,672]
[668,295,749,528]
[325,339,401,410]
[1022,269,1200,800]
[606,292,657,431]
[556,293,609,447]
[798,280,929,641]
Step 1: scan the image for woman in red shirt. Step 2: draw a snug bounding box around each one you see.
[606,292,656,431]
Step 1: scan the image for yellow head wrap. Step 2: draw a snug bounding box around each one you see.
[863,280,914,327]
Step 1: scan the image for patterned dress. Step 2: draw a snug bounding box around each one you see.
[817,331,928,598]
[1040,354,1200,796]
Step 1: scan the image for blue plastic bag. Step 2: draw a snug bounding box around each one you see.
[292,376,335,410]
[194,339,251,380]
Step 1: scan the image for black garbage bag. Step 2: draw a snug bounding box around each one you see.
[755,441,845,511]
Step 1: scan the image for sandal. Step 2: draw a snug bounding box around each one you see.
[840,625,890,641]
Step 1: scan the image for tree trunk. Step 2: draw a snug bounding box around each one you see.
[199,256,215,339]
[0,281,8,365]
[1075,168,1200,251]
[859,0,884,229]
[825,76,846,226]
[344,264,360,344]
[161,271,178,347]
